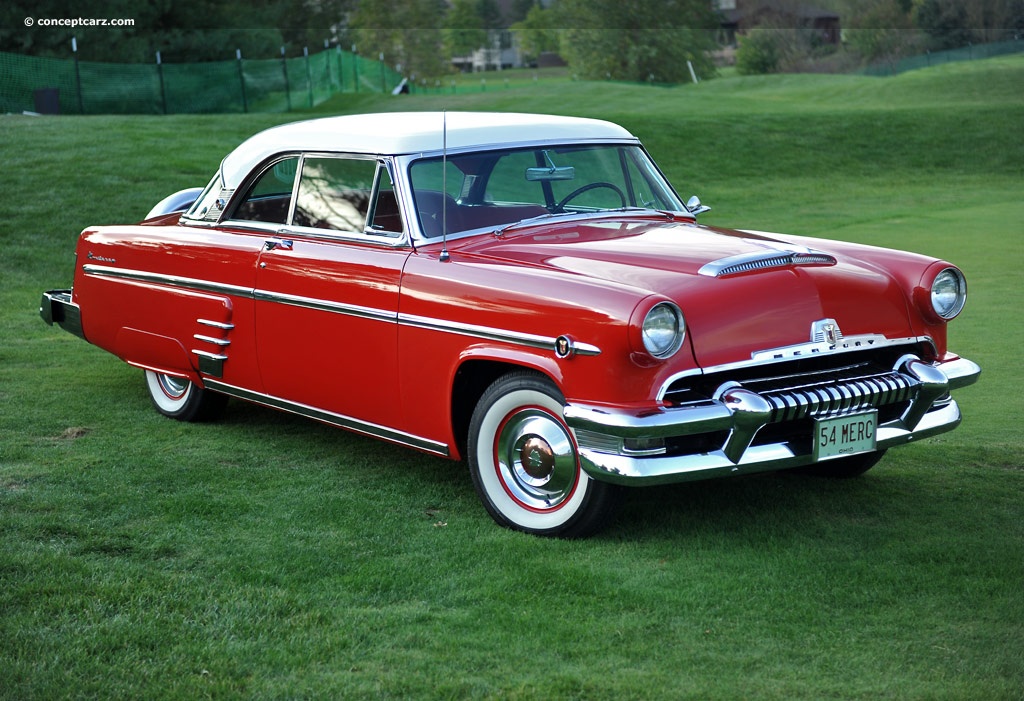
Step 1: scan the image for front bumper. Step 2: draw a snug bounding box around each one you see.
[40,289,85,340]
[564,355,981,486]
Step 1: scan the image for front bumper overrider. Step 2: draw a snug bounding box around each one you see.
[564,355,981,486]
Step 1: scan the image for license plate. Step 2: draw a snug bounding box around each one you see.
[813,410,878,461]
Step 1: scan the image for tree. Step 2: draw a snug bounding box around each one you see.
[510,3,561,63]
[349,0,447,78]
[843,0,919,64]
[444,0,488,57]
[913,0,971,49]
[556,0,718,83]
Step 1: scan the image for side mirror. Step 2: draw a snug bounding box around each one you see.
[687,195,711,217]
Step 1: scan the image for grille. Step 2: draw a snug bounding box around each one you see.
[746,365,915,422]
[663,347,925,424]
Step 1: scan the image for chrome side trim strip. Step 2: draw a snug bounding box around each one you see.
[202,379,450,457]
[82,264,253,298]
[82,264,601,357]
[253,289,398,323]
[399,312,602,357]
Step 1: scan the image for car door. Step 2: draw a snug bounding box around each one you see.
[246,153,411,429]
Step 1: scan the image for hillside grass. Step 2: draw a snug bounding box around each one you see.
[1,56,1022,699]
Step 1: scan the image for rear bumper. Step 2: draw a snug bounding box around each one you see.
[40,289,85,340]
[565,355,981,486]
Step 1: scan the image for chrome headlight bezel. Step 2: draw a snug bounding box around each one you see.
[930,267,967,320]
[640,302,686,360]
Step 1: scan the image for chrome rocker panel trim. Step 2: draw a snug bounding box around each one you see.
[565,356,980,486]
[201,379,450,458]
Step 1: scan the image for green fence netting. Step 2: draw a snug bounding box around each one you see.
[863,37,1024,76]
[0,47,404,115]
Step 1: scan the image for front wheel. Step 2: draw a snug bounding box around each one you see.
[144,370,226,422]
[467,372,621,538]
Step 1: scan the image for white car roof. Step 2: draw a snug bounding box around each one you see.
[219,111,637,189]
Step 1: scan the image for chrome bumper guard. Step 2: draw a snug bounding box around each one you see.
[564,356,981,486]
[40,289,85,340]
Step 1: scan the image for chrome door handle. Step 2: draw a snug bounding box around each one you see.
[264,238,293,251]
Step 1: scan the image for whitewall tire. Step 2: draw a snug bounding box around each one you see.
[468,371,621,538]
[144,370,226,422]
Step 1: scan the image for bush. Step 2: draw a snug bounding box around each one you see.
[736,29,782,74]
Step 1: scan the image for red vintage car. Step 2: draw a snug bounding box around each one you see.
[41,112,980,537]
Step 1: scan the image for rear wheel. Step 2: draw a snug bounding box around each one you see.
[144,370,226,422]
[798,450,887,478]
[467,371,621,538]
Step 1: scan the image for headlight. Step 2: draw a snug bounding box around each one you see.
[930,267,967,320]
[641,302,685,359]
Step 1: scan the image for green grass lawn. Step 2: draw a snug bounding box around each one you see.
[1,56,1022,699]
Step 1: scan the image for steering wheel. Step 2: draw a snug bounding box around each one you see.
[552,182,626,212]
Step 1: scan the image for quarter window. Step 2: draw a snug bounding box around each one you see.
[233,157,299,224]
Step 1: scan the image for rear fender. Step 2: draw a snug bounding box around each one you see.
[116,327,202,384]
[144,187,204,220]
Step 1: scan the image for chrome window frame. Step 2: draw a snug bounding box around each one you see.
[394,137,675,244]
[191,151,414,249]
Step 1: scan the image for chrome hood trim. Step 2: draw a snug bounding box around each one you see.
[698,247,837,277]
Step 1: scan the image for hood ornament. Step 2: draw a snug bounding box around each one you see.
[811,318,843,347]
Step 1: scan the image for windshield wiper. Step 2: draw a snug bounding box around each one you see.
[494,210,580,237]
[494,207,685,238]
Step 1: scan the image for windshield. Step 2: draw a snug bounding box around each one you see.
[408,144,684,238]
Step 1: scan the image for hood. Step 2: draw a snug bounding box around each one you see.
[459,217,915,369]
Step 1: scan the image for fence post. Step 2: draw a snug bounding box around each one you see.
[281,46,291,111]
[338,46,345,92]
[324,40,332,91]
[72,36,84,114]
[236,49,248,113]
[304,47,313,107]
[337,45,344,92]
[156,51,167,114]
[352,45,359,93]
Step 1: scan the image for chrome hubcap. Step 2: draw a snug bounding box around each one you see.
[496,409,579,510]
[158,374,189,400]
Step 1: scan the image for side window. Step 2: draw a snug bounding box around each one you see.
[624,150,680,210]
[233,157,299,224]
[293,157,376,232]
[367,167,404,234]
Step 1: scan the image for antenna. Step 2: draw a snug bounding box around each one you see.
[439,111,451,263]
